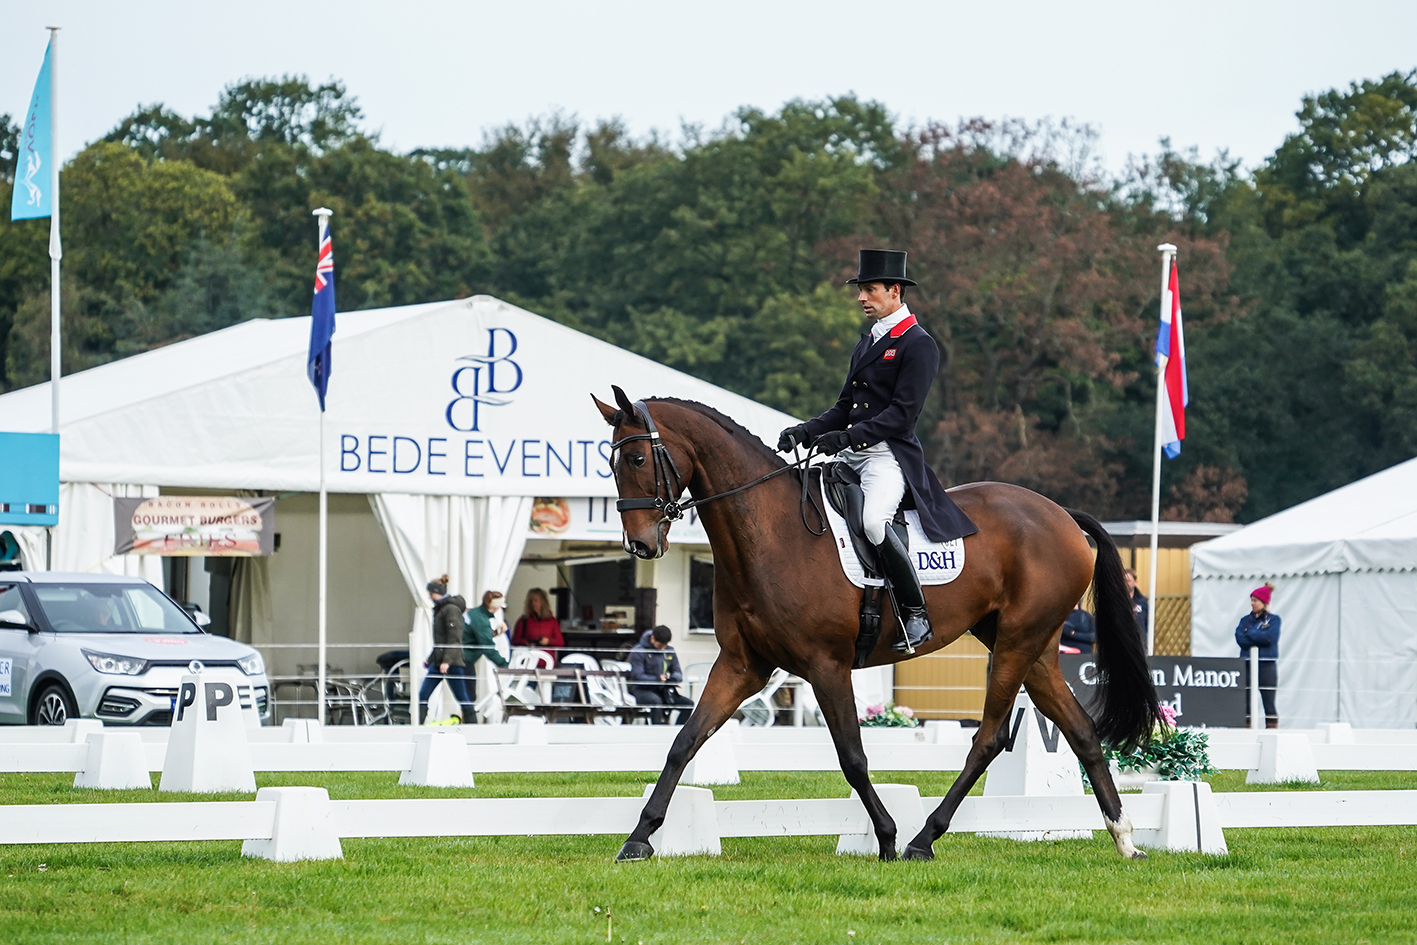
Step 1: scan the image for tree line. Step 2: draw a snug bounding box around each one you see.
[2,72,1416,522]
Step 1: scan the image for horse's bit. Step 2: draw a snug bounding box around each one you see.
[610,400,826,534]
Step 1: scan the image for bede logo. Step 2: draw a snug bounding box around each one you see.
[447,328,523,432]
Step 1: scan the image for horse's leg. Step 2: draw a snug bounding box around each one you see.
[1022,660,1146,860]
[812,666,899,861]
[616,656,766,861]
[902,648,1037,860]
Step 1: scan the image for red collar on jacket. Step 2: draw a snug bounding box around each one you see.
[889,314,917,338]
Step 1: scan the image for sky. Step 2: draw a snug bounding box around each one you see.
[2,0,1416,175]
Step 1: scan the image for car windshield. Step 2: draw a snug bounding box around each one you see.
[30,584,199,634]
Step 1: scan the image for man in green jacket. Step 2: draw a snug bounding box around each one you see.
[463,591,511,712]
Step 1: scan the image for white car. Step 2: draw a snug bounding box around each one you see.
[0,572,271,726]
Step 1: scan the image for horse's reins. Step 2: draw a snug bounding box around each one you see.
[610,400,827,535]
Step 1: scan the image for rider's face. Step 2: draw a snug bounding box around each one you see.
[857,282,901,320]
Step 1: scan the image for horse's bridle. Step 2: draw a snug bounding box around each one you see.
[609,400,826,534]
[611,400,688,521]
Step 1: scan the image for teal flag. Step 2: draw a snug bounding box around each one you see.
[10,38,53,221]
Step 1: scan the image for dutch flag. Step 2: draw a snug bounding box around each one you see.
[1155,261,1187,458]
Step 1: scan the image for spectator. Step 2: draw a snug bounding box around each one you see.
[1060,601,1095,653]
[628,625,694,724]
[462,590,511,711]
[1123,568,1149,642]
[511,588,564,654]
[1234,583,1281,728]
[416,575,475,724]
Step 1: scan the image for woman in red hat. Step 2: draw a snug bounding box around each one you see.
[1234,583,1281,728]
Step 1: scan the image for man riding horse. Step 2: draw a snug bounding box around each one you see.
[777,249,977,654]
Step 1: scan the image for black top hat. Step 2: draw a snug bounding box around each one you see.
[846,249,917,287]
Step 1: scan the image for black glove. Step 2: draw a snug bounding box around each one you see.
[776,424,810,452]
[815,430,853,455]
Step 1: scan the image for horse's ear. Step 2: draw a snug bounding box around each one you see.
[591,394,618,426]
[611,385,636,416]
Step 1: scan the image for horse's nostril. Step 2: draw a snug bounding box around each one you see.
[627,540,652,559]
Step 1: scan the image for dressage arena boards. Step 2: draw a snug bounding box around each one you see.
[2,719,1417,861]
[4,725,1416,942]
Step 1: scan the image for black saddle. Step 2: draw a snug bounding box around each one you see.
[821,463,879,579]
[820,462,917,668]
[820,462,914,576]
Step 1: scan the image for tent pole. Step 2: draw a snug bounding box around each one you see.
[1249,646,1261,730]
[318,409,327,725]
[1147,244,1176,657]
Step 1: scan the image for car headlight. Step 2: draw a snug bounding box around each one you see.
[83,649,148,676]
[237,652,264,676]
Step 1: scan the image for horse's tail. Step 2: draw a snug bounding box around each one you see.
[1066,508,1162,753]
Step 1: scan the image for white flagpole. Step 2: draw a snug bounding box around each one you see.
[1148,243,1177,657]
[313,208,332,726]
[47,26,61,435]
[45,26,61,574]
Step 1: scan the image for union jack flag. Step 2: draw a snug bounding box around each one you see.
[308,213,336,410]
[313,227,334,293]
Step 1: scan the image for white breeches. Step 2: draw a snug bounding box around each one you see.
[840,444,906,545]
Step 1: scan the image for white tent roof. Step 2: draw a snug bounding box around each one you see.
[1191,456,1417,578]
[0,296,800,497]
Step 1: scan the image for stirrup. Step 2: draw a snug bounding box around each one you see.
[893,608,932,654]
[876,521,933,654]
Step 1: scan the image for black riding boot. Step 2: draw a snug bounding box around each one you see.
[876,522,932,653]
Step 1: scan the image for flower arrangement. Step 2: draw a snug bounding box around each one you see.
[859,702,918,728]
[1101,702,1217,782]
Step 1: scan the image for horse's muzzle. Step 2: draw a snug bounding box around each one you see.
[622,528,666,559]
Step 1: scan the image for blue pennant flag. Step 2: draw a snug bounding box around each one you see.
[307,215,335,410]
[11,38,54,221]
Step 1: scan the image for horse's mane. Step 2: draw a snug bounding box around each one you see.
[643,397,787,470]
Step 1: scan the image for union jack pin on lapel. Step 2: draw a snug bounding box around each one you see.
[883,348,897,360]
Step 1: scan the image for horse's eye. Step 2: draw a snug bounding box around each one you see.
[630,453,647,467]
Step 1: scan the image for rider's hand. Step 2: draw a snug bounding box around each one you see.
[776,424,810,452]
[439,662,450,674]
[815,430,853,455]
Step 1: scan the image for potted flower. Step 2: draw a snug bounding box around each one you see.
[859,702,919,728]
[1093,703,1216,790]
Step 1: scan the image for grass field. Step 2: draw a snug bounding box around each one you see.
[2,768,1416,944]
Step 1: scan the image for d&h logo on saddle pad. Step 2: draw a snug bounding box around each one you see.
[822,502,965,589]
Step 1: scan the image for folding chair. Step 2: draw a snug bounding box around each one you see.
[738,668,791,726]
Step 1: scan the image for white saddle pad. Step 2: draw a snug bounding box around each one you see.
[823,500,965,588]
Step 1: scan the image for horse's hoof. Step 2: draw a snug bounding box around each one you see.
[1127,848,1148,861]
[878,845,898,862]
[901,844,935,861]
[616,840,655,862]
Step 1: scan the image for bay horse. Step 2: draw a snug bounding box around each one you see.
[593,388,1159,862]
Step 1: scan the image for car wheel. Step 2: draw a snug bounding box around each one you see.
[32,683,77,726]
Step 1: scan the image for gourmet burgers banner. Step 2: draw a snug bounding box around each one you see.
[114,496,276,556]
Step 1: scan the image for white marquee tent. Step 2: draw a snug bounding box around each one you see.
[1191,456,1417,728]
[0,295,801,702]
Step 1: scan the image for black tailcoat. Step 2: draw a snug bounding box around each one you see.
[804,314,978,543]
